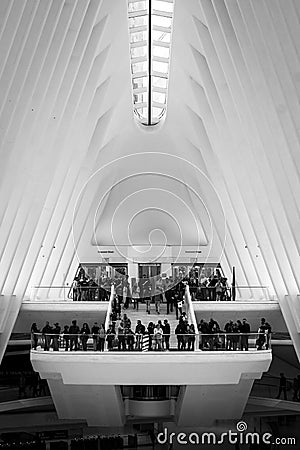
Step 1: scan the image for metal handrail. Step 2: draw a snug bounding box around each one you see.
[105,284,115,331]
[184,285,199,336]
[31,332,271,352]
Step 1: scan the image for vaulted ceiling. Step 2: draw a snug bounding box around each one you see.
[1,0,300,300]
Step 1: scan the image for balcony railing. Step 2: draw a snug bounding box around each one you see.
[191,285,272,301]
[31,332,271,353]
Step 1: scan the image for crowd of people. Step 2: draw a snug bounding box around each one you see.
[187,269,230,301]
[31,312,196,353]
[197,317,271,351]
[31,316,271,353]
[69,266,232,303]
[107,312,196,352]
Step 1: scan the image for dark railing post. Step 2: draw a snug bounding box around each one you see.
[232,266,236,301]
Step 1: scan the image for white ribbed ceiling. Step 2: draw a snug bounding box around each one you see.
[0,0,300,300]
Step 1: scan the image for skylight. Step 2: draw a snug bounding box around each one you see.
[128,0,174,126]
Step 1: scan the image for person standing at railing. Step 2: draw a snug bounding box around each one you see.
[63,325,70,351]
[175,322,184,350]
[198,319,210,350]
[91,322,100,351]
[80,277,89,301]
[106,325,116,351]
[147,321,155,350]
[162,319,170,351]
[88,278,97,301]
[99,324,106,351]
[261,318,272,350]
[123,313,131,330]
[69,320,80,351]
[126,327,135,351]
[153,324,164,351]
[42,321,53,351]
[31,323,39,350]
[240,318,250,351]
[224,320,234,350]
[135,320,145,350]
[187,324,196,351]
[208,318,220,350]
[231,322,240,351]
[52,323,61,351]
[118,322,127,351]
[80,323,90,351]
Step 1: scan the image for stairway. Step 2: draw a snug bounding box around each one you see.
[120,300,184,349]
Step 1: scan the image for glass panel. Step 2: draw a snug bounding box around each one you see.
[132,60,148,73]
[153,45,170,58]
[128,1,147,13]
[133,76,148,90]
[129,15,148,28]
[130,30,148,43]
[152,106,165,119]
[152,91,166,104]
[130,45,147,58]
[153,60,169,73]
[153,76,168,88]
[128,0,174,126]
[153,30,171,43]
[152,15,172,28]
[133,91,148,104]
[134,106,148,120]
[153,0,174,13]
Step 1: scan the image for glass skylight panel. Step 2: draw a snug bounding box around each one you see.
[152,60,168,73]
[128,0,174,126]
[131,60,148,74]
[129,16,148,28]
[130,30,148,43]
[153,45,170,58]
[134,92,148,104]
[152,76,167,89]
[152,15,172,28]
[133,77,148,90]
[128,1,147,13]
[152,30,171,43]
[152,0,173,12]
[130,46,147,58]
[152,91,166,103]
